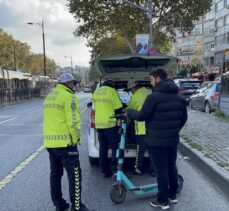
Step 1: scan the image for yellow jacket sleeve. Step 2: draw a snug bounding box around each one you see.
[64,94,81,145]
[126,94,138,110]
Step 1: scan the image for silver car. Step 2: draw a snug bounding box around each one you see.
[189,81,220,113]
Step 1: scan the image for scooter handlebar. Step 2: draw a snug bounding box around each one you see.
[110,113,127,120]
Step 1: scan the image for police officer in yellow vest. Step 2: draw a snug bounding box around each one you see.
[44,73,93,211]
[126,80,155,176]
[93,79,122,178]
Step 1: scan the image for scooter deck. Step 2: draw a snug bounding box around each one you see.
[129,183,158,192]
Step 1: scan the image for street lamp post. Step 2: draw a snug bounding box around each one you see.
[122,0,154,48]
[64,56,73,74]
[27,20,47,76]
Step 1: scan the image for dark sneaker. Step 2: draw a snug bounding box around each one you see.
[134,168,143,175]
[169,196,178,204]
[56,201,70,211]
[150,199,170,210]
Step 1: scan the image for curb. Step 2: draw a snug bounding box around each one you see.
[0,98,42,108]
[179,139,229,199]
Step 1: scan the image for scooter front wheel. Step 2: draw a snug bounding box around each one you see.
[110,184,126,204]
[177,174,184,193]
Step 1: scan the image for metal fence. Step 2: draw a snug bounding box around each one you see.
[0,88,41,104]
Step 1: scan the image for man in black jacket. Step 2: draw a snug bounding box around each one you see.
[127,68,187,210]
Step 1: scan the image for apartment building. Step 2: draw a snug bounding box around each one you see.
[174,20,204,67]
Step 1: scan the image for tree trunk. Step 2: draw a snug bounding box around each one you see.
[123,32,135,54]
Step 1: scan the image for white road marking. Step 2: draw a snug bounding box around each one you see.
[27,110,40,115]
[0,118,16,125]
[0,145,44,190]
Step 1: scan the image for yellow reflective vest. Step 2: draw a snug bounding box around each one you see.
[43,84,81,148]
[93,85,122,129]
[126,87,151,135]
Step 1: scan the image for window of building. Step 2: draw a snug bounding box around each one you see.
[224,33,229,44]
[209,27,215,34]
[226,0,229,8]
[216,35,224,46]
[225,14,229,25]
[216,0,224,12]
[216,17,224,28]
[210,42,215,50]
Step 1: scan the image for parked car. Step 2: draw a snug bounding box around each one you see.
[189,81,220,114]
[87,54,179,165]
[83,85,91,93]
[174,79,203,102]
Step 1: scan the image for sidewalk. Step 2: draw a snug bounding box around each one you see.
[179,109,229,198]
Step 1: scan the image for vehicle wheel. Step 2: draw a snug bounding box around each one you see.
[110,184,126,204]
[205,102,211,114]
[89,156,99,166]
[177,174,184,193]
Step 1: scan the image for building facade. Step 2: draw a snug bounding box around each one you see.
[174,20,204,68]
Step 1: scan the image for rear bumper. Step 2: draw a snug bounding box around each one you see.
[87,128,148,158]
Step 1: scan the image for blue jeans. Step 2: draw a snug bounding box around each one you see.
[148,145,178,203]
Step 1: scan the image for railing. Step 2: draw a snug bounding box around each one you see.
[0,88,41,104]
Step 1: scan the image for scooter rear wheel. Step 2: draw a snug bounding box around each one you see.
[110,184,126,204]
[177,174,184,193]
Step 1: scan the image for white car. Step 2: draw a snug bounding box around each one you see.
[87,54,179,165]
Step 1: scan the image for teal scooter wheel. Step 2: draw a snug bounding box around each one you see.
[177,174,184,193]
[110,184,126,204]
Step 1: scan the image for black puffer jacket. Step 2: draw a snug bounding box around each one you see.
[127,79,188,147]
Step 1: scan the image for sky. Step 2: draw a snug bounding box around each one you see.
[0,0,91,67]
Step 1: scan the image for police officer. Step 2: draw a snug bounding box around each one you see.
[126,80,155,176]
[92,79,122,178]
[44,72,93,211]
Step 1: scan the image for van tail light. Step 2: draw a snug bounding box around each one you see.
[211,92,220,101]
[179,87,185,94]
[90,110,95,128]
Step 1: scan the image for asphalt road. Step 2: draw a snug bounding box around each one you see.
[0,93,228,211]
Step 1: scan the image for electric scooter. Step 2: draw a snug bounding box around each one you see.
[110,114,184,204]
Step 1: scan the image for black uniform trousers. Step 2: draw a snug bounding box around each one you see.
[148,145,178,203]
[47,146,82,210]
[135,135,148,171]
[97,126,120,174]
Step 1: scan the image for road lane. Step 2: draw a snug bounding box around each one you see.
[0,93,228,211]
[0,93,91,182]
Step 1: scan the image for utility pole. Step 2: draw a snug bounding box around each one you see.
[41,20,47,76]
[122,0,155,48]
[27,20,47,76]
